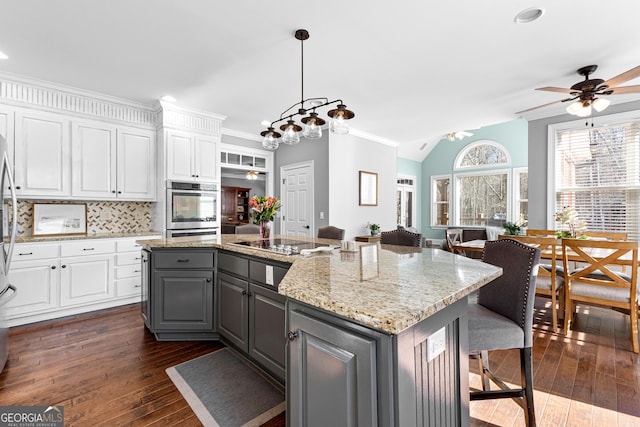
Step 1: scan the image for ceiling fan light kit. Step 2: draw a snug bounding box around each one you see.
[260,29,355,150]
[517,64,640,117]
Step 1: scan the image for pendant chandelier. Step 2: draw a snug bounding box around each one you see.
[260,29,355,150]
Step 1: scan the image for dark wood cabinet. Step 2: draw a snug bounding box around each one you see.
[221,186,251,224]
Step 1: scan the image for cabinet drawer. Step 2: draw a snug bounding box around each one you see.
[12,244,59,261]
[249,260,289,287]
[116,252,143,266]
[117,236,160,252]
[116,264,142,279]
[218,251,249,277]
[153,251,214,270]
[116,277,141,297]
[61,240,116,257]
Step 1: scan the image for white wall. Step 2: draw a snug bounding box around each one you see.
[328,133,397,240]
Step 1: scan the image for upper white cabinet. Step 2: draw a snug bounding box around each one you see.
[14,110,71,198]
[166,130,217,182]
[71,121,156,200]
[0,105,15,194]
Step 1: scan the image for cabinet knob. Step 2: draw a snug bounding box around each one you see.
[15,186,21,190]
[51,266,56,270]
[117,191,122,194]
[242,290,247,296]
[287,331,298,341]
[112,190,116,193]
[61,265,67,268]
[303,225,310,229]
[206,277,212,282]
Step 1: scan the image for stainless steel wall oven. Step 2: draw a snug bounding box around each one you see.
[166,181,218,236]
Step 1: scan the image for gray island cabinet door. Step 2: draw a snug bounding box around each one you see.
[152,270,214,330]
[217,271,249,351]
[288,308,378,427]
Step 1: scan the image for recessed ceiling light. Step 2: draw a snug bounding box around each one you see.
[0,51,8,60]
[160,95,176,102]
[514,7,545,24]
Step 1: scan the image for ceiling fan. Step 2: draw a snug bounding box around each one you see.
[516,64,640,117]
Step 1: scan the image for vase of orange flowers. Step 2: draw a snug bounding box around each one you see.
[248,195,281,239]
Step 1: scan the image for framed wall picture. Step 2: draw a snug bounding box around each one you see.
[32,203,87,237]
[359,171,378,206]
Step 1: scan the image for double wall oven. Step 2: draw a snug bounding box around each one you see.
[166,181,219,237]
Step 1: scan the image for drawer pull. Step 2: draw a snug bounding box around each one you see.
[133,270,141,273]
[18,252,33,256]
[82,248,95,251]
[134,284,142,288]
[177,259,190,263]
[206,277,212,283]
[134,257,142,260]
[287,331,298,341]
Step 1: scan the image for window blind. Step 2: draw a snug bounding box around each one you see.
[554,120,640,241]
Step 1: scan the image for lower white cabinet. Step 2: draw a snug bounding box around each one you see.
[5,235,161,327]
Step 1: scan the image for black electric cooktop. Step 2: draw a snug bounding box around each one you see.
[231,238,330,255]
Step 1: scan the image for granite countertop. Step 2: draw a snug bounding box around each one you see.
[137,234,502,335]
[15,230,163,244]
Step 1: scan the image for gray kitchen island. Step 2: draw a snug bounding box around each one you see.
[137,234,501,427]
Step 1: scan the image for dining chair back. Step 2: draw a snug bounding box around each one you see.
[561,238,639,353]
[445,228,464,255]
[380,228,422,247]
[235,223,260,234]
[581,230,627,241]
[468,238,541,426]
[499,234,564,331]
[317,226,345,240]
[526,228,557,237]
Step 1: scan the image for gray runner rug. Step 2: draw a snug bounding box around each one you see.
[166,348,285,427]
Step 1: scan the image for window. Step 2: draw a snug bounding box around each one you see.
[514,168,528,226]
[397,177,415,228]
[431,175,450,226]
[456,171,508,226]
[551,114,640,240]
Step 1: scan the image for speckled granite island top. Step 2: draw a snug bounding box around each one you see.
[137,234,502,335]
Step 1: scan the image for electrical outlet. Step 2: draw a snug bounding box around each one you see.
[319,211,325,220]
[426,326,446,362]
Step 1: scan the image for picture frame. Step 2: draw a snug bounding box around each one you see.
[359,171,378,206]
[32,203,87,237]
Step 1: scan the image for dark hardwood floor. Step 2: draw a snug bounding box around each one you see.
[0,298,638,426]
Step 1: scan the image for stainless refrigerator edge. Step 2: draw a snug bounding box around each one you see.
[0,134,18,373]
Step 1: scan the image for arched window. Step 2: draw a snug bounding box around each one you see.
[455,140,510,169]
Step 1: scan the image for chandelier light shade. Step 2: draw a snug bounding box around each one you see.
[260,29,355,150]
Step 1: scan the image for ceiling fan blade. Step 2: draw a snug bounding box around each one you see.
[602,65,640,89]
[515,98,574,115]
[536,86,579,94]
[606,85,640,94]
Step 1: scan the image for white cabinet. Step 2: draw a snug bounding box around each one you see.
[5,236,161,327]
[166,131,217,182]
[71,121,156,200]
[14,110,71,198]
[6,242,60,319]
[0,105,15,194]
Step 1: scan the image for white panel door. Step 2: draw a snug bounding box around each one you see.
[59,254,114,306]
[5,259,59,317]
[194,135,217,182]
[117,127,156,200]
[14,111,70,197]
[281,162,313,237]
[71,121,117,199]
[166,131,194,181]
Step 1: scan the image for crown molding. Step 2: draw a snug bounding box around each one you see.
[221,127,263,142]
[156,101,226,136]
[348,127,399,147]
[0,71,156,128]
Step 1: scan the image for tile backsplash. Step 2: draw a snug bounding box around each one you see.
[12,200,153,237]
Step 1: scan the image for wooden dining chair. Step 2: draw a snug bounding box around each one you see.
[499,235,564,331]
[581,230,627,241]
[526,228,557,237]
[562,238,639,353]
[445,228,464,255]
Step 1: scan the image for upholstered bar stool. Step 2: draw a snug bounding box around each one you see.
[468,238,541,426]
[380,228,422,247]
[317,226,345,240]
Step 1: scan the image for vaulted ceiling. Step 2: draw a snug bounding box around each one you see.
[1,0,639,160]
